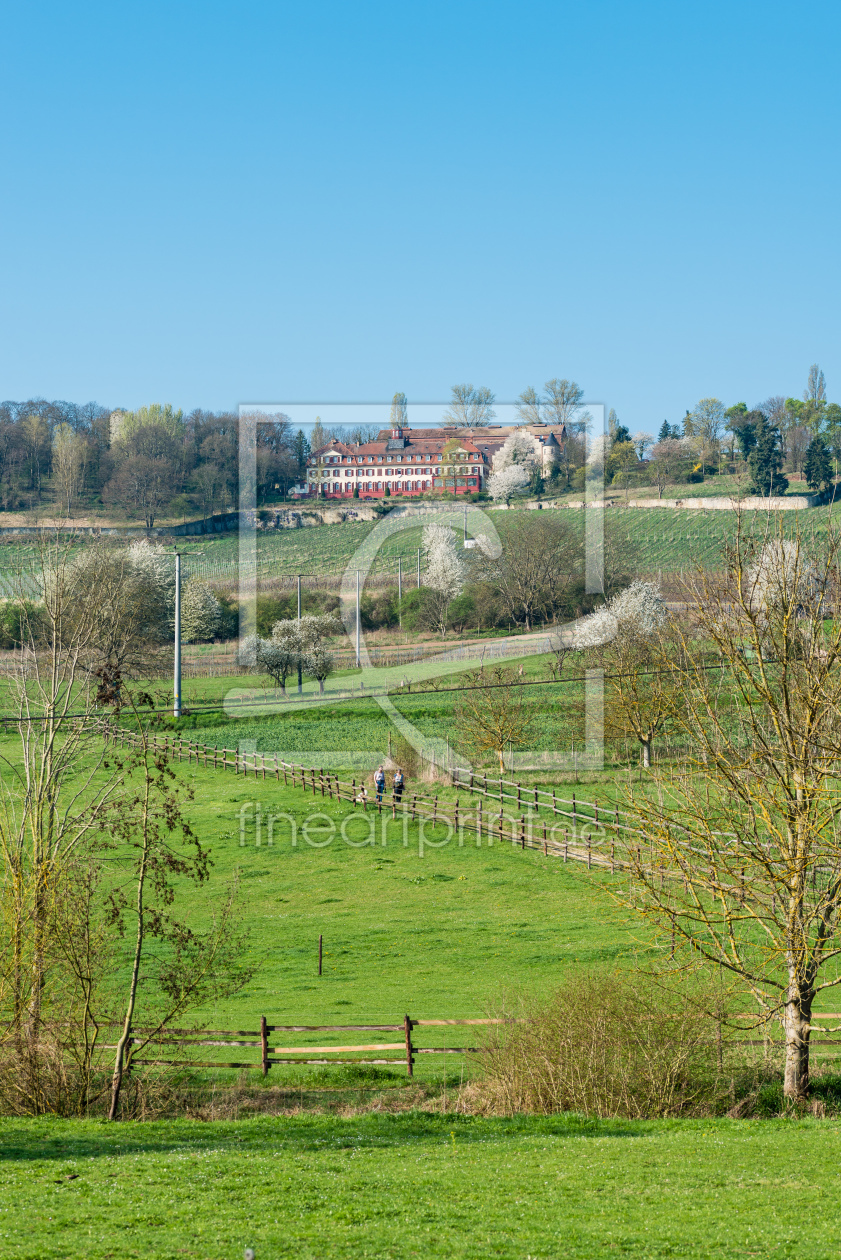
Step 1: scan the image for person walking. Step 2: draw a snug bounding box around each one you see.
[392,768,405,803]
[374,766,386,803]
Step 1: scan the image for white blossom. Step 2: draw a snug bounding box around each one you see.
[587,434,611,470]
[568,580,666,650]
[488,464,530,502]
[423,523,465,599]
[748,541,821,615]
[180,579,222,643]
[609,580,668,635]
[632,431,654,459]
[495,430,540,472]
[126,539,177,629]
[303,641,335,693]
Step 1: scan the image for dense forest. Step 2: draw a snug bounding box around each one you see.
[0,400,308,525]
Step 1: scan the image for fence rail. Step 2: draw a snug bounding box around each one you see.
[97,719,632,872]
[116,1014,497,1077]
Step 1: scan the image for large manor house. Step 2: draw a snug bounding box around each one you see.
[305,422,567,499]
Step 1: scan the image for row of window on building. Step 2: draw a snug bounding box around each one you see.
[314,465,481,478]
[320,477,480,494]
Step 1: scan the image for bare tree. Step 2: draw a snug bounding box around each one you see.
[805,364,827,405]
[453,666,536,771]
[0,537,130,1089]
[612,517,841,1101]
[515,387,543,425]
[543,378,584,427]
[390,392,408,428]
[544,379,587,484]
[21,414,50,501]
[107,716,252,1120]
[104,424,179,530]
[479,515,579,630]
[648,439,688,498]
[52,424,85,517]
[443,384,496,427]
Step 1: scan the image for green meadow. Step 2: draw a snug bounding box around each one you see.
[4,1112,841,1259]
[170,502,840,580]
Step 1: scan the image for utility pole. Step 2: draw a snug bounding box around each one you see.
[417,548,421,588]
[297,574,302,694]
[173,552,182,719]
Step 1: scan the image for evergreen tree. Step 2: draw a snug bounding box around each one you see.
[748,413,789,496]
[803,435,832,492]
[612,424,632,446]
[657,419,671,442]
[292,429,311,477]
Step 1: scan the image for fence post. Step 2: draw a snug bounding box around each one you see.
[520,815,525,849]
[404,1014,415,1078]
[260,1016,269,1077]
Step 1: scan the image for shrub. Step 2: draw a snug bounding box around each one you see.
[446,592,477,632]
[217,593,239,640]
[471,971,764,1119]
[0,601,47,649]
[360,590,398,630]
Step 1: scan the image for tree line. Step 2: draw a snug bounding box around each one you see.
[0,400,309,524]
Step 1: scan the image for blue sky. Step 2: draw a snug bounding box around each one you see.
[1,1,838,432]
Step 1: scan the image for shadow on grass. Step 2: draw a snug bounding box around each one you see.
[0,1110,646,1162]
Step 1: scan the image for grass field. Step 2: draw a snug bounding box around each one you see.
[169,502,841,581]
[2,503,838,598]
[0,721,636,1045]
[4,1111,841,1258]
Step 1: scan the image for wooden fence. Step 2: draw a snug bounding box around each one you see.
[98,720,633,872]
[104,1012,841,1077]
[116,1015,502,1077]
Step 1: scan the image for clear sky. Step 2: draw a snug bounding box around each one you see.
[1,1,838,432]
